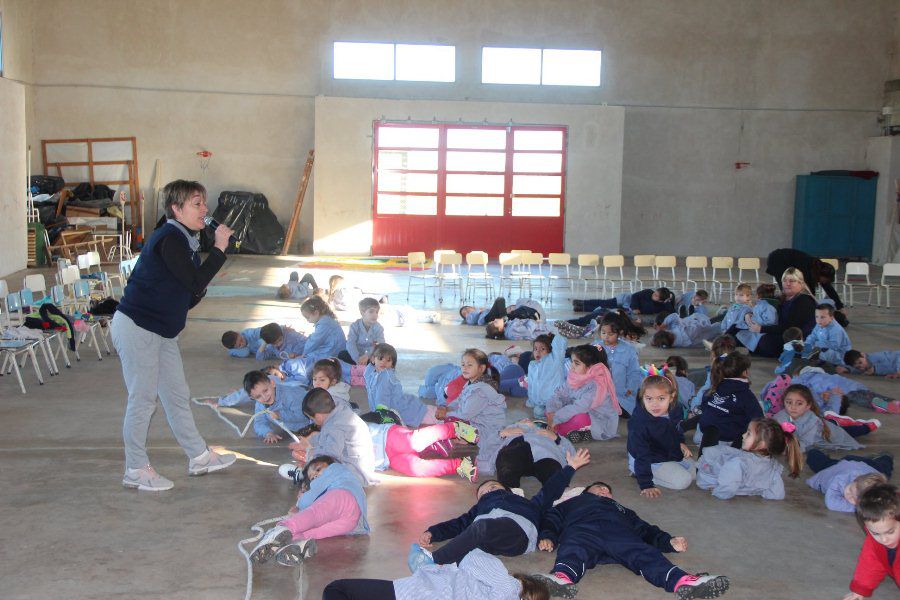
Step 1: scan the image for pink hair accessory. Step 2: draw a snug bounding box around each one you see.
[779,422,796,435]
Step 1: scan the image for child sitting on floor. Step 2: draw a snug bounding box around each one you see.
[772,384,872,453]
[278,297,347,381]
[805,448,892,513]
[839,349,900,379]
[365,343,436,427]
[687,335,738,416]
[804,303,852,366]
[221,326,263,358]
[734,283,779,352]
[434,349,509,478]
[718,283,753,331]
[651,312,720,349]
[628,372,695,499]
[546,344,620,443]
[409,448,590,568]
[526,333,568,418]
[696,418,801,500]
[535,481,730,599]
[665,356,695,417]
[242,370,312,444]
[341,297,385,366]
[251,455,367,567]
[597,317,643,415]
[844,483,900,599]
[311,358,354,409]
[324,548,551,600]
[256,322,308,361]
[495,419,576,489]
[287,388,378,486]
[276,271,318,301]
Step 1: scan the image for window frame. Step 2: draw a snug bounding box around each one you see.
[481,46,602,87]
[333,41,456,83]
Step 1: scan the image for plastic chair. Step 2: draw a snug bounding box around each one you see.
[406,252,437,303]
[23,274,49,303]
[633,255,656,289]
[10,289,61,375]
[1,338,45,394]
[654,256,678,289]
[576,254,601,296]
[435,252,464,304]
[464,251,494,303]
[684,256,716,295]
[843,262,877,307]
[737,257,760,284]
[711,257,736,302]
[879,263,900,308]
[545,253,573,303]
[601,255,631,296]
[519,252,547,300]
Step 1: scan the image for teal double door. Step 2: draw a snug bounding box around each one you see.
[793,174,877,259]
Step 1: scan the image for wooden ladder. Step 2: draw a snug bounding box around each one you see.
[281,149,315,255]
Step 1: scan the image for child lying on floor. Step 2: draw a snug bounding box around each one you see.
[839,350,900,379]
[220,326,263,358]
[805,448,892,513]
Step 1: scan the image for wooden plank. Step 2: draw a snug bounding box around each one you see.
[281,149,315,255]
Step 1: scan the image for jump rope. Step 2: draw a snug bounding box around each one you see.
[192,397,305,600]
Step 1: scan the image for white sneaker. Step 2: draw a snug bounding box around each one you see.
[122,465,174,492]
[702,339,714,351]
[250,525,294,564]
[278,463,304,485]
[188,448,236,476]
[275,538,318,566]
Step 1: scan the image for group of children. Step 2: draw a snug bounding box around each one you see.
[210,271,897,599]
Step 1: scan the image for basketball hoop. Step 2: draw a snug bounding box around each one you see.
[197,150,213,177]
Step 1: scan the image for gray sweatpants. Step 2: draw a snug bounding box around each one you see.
[111,312,207,470]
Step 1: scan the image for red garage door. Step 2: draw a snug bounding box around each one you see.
[372,121,566,257]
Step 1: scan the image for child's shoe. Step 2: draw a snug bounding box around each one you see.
[274,538,317,566]
[566,428,592,444]
[823,411,881,431]
[278,463,304,485]
[407,543,435,574]
[453,420,480,444]
[457,456,478,483]
[871,397,900,414]
[250,525,293,564]
[674,574,730,599]
[188,448,236,476]
[532,573,578,599]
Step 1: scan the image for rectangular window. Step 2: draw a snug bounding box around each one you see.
[482,46,601,87]
[334,42,455,82]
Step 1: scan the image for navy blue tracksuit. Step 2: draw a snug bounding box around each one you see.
[539,492,687,591]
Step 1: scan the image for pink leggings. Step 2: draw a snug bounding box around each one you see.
[279,489,361,541]
[385,422,461,477]
[554,412,591,436]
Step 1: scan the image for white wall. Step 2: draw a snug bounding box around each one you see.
[866,137,900,264]
[14,0,900,257]
[313,96,624,255]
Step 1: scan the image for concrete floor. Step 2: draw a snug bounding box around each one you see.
[1,255,898,600]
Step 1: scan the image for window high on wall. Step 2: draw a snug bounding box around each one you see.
[482,47,601,86]
[333,42,455,82]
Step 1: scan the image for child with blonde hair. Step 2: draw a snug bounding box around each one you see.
[696,418,802,500]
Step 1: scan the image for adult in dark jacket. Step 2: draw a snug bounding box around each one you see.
[534,483,729,599]
[111,180,236,492]
[741,267,818,358]
[765,248,846,321]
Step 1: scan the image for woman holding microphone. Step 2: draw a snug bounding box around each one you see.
[112,180,236,491]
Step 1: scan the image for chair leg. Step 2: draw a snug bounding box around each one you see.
[7,354,27,394]
[26,347,44,385]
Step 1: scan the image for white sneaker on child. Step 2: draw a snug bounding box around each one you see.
[250,525,293,564]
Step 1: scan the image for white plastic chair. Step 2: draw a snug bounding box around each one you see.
[684,256,716,295]
[464,251,494,303]
[519,252,547,300]
[435,252,464,304]
[711,257,735,302]
[23,274,49,303]
[880,263,900,308]
[633,255,656,289]
[654,256,678,289]
[406,252,437,303]
[602,255,631,296]
[1,338,45,394]
[843,262,877,307]
[545,253,573,303]
[737,258,761,285]
[576,254,601,296]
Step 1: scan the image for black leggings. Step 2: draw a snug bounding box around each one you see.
[483,297,508,323]
[495,436,562,488]
[323,579,396,600]
[432,517,529,565]
[680,418,741,456]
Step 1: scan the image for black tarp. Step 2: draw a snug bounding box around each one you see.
[199,191,285,254]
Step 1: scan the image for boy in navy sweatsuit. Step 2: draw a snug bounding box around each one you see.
[409,448,590,567]
[535,482,730,599]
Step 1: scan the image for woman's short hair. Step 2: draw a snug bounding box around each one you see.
[163,179,207,219]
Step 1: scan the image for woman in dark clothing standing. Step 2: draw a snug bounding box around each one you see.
[111,180,236,492]
[765,248,846,324]
[743,267,817,358]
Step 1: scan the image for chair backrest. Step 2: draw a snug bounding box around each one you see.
[441,252,463,267]
[633,255,655,268]
[465,251,488,266]
[499,253,520,267]
[7,292,22,312]
[88,251,102,267]
[23,274,46,294]
[19,288,35,307]
[602,255,625,268]
[510,249,530,256]
[844,262,870,283]
[882,263,900,282]
[407,252,427,271]
[77,253,91,270]
[0,279,7,297]
[821,258,839,271]
[737,257,760,270]
[62,265,80,286]
[711,256,734,269]
[120,257,139,280]
[654,255,677,269]
[50,284,66,304]
[577,254,600,267]
[685,256,707,269]
[523,252,544,267]
[74,279,92,298]
[548,253,570,266]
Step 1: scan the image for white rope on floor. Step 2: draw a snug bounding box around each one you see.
[191,396,301,443]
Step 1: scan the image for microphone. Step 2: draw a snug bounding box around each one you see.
[203,216,241,248]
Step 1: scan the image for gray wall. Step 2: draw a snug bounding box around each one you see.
[7,0,900,259]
